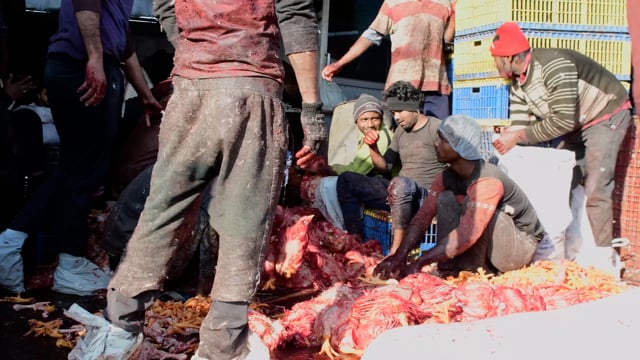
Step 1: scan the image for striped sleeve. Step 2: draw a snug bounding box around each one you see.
[524,57,581,143]
[508,89,537,127]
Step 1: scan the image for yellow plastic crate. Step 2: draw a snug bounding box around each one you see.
[453,30,631,81]
[456,0,627,35]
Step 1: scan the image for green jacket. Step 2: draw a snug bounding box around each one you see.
[331,126,393,175]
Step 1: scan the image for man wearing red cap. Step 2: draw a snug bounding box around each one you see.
[490,21,632,249]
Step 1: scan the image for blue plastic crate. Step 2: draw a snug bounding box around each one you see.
[452,81,510,120]
[361,209,437,256]
[362,209,393,255]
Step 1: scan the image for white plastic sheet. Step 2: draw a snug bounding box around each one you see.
[362,287,640,360]
[65,304,141,360]
[497,146,575,262]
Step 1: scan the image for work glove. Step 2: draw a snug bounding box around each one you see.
[296,102,327,168]
[300,102,327,154]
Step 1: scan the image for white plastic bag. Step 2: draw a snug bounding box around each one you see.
[320,79,347,112]
[497,146,575,262]
[312,176,345,231]
[65,303,141,360]
[52,253,111,296]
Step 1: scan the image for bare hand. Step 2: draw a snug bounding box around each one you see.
[3,74,33,101]
[363,129,379,146]
[294,146,316,169]
[321,63,342,82]
[493,130,520,154]
[404,256,433,276]
[78,57,106,106]
[141,95,164,127]
[373,253,408,280]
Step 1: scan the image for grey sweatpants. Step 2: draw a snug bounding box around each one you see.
[561,109,631,247]
[106,76,287,359]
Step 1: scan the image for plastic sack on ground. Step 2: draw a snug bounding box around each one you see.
[52,253,111,296]
[65,303,141,360]
[312,176,345,231]
[497,146,575,262]
[565,185,623,280]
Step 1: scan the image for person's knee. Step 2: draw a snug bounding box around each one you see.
[388,176,415,201]
[437,190,456,207]
[336,172,362,200]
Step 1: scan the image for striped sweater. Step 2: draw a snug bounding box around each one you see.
[509,48,630,144]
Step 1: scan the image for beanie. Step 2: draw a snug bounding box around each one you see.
[438,114,483,160]
[353,94,383,122]
[490,22,531,56]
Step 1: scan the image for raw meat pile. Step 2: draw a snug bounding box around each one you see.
[129,204,628,359]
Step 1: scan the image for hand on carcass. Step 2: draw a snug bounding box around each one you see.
[373,253,409,280]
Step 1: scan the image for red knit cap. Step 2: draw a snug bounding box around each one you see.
[490,22,530,56]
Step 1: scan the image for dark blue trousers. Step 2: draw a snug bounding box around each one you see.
[11,53,124,256]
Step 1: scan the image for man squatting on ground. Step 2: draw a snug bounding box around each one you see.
[103,1,326,359]
[375,114,545,280]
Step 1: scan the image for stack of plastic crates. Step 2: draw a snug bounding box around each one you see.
[452,0,630,127]
[361,208,437,256]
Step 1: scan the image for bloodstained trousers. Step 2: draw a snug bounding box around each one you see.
[436,190,538,275]
[561,109,631,247]
[106,77,287,359]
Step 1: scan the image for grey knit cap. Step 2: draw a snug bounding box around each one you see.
[438,114,483,160]
[353,94,383,122]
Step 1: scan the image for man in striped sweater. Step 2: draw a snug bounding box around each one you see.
[490,22,632,249]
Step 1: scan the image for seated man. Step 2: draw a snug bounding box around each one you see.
[337,81,446,254]
[375,114,545,280]
[329,93,392,176]
[306,94,392,230]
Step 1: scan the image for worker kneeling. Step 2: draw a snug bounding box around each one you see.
[375,114,545,280]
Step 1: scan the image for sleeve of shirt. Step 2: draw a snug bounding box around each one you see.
[524,59,582,144]
[441,177,504,259]
[152,0,178,48]
[508,89,539,128]
[276,0,319,55]
[368,1,392,36]
[362,28,384,46]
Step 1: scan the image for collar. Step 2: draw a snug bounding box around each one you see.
[518,51,533,84]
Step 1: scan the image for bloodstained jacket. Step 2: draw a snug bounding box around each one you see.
[154,0,319,83]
